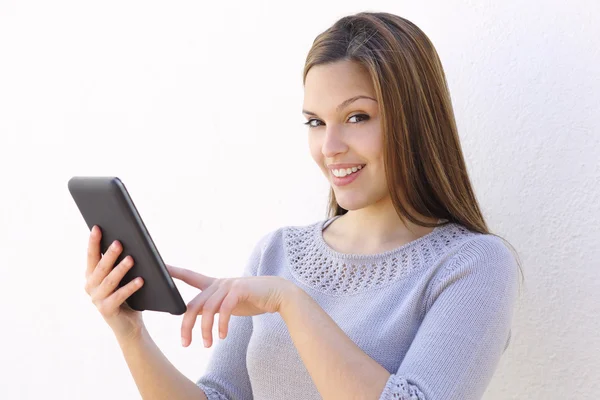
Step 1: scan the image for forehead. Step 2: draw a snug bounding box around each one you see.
[303,60,375,106]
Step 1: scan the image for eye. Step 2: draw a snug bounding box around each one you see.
[303,119,323,128]
[348,114,369,124]
[303,114,370,128]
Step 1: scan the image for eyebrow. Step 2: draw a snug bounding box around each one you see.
[302,95,377,116]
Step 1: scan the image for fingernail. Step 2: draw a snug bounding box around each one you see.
[181,337,186,347]
[203,339,209,348]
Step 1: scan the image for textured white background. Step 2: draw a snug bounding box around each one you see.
[0,1,598,399]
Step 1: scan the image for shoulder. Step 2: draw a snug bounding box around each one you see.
[440,232,518,282]
[448,233,517,275]
[425,232,520,309]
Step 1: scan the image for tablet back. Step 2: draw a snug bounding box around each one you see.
[68,176,186,315]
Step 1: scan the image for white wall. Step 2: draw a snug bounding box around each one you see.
[0,0,598,399]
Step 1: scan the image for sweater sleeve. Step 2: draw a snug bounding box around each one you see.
[195,231,270,400]
[378,235,520,400]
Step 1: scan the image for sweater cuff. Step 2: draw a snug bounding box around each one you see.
[196,381,229,400]
[379,374,425,400]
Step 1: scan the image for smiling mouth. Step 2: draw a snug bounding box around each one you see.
[330,165,365,186]
[330,165,365,177]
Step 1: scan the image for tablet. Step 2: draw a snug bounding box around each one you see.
[68,176,187,315]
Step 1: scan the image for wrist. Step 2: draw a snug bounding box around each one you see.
[279,279,307,318]
[115,323,147,349]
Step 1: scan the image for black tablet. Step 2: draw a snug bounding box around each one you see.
[68,176,187,315]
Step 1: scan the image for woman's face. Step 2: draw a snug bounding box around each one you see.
[303,60,389,211]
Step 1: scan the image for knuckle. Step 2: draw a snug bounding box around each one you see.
[202,330,211,341]
[104,275,118,288]
[127,280,140,294]
[229,279,243,290]
[114,264,127,278]
[181,318,193,331]
[188,296,203,310]
[116,288,129,304]
[201,313,213,328]
[96,302,108,315]
[115,261,126,274]
[220,299,233,314]
[218,305,229,317]
[228,286,240,298]
[203,298,217,311]
[201,313,213,327]
[96,258,108,272]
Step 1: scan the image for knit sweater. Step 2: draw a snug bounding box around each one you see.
[195,215,519,400]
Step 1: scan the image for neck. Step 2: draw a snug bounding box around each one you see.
[335,197,439,249]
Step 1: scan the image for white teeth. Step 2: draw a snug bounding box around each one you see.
[332,165,363,177]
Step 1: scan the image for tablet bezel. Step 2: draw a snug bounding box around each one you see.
[68,176,187,315]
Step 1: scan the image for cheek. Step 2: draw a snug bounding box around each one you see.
[358,131,385,184]
[357,129,383,161]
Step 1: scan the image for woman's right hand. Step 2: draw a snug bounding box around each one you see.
[84,225,146,342]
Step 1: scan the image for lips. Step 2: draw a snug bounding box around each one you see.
[327,163,366,171]
[331,165,364,186]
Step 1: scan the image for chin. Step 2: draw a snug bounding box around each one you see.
[333,196,370,211]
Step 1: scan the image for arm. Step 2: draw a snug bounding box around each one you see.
[279,282,391,400]
[194,231,271,400]
[279,235,520,400]
[117,329,207,400]
[382,236,519,399]
[118,232,268,400]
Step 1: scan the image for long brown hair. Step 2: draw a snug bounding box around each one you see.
[302,11,525,290]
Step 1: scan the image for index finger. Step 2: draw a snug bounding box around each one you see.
[166,264,215,290]
[86,225,101,279]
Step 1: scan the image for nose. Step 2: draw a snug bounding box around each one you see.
[321,126,348,159]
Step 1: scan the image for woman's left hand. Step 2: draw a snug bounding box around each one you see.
[166,264,294,348]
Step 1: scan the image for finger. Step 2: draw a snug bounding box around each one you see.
[88,240,123,291]
[86,225,102,279]
[93,255,135,300]
[181,284,219,347]
[101,277,144,317]
[218,290,240,340]
[201,286,229,348]
[166,264,215,290]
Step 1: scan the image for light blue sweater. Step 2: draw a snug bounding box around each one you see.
[196,215,520,399]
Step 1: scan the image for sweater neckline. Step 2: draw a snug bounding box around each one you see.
[314,215,449,260]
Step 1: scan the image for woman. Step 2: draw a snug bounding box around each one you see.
[84,11,524,400]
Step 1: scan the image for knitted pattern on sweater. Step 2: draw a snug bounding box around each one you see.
[196,216,519,400]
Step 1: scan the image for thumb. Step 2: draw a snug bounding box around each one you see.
[165,264,215,290]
